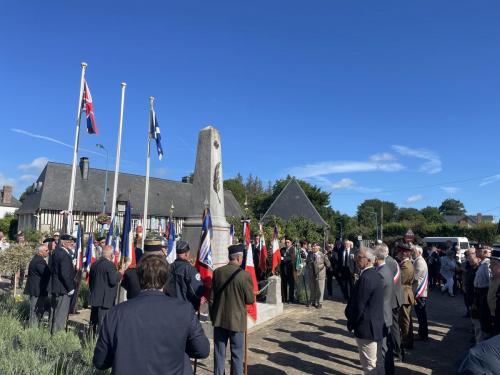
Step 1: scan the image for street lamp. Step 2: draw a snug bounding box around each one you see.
[96,144,109,213]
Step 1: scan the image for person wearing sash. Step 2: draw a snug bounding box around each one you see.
[413,245,429,340]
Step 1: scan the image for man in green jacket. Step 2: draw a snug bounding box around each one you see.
[209,244,255,375]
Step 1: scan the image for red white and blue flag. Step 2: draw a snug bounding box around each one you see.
[82,80,98,135]
[120,201,136,269]
[84,231,96,273]
[271,225,281,274]
[166,219,176,264]
[195,208,213,299]
[229,224,234,246]
[243,220,258,321]
[74,224,83,271]
[258,223,268,274]
[106,217,121,266]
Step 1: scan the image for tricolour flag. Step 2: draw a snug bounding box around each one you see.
[166,219,176,264]
[120,201,136,269]
[75,224,83,270]
[84,232,96,273]
[83,80,98,135]
[243,220,258,321]
[106,217,121,266]
[271,225,281,274]
[258,223,268,274]
[195,208,213,299]
[150,106,164,160]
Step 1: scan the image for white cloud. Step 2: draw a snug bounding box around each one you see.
[331,178,356,189]
[18,157,49,172]
[392,145,442,174]
[18,174,37,182]
[479,175,500,187]
[369,153,395,162]
[288,160,405,178]
[155,167,168,177]
[441,186,461,194]
[406,194,423,204]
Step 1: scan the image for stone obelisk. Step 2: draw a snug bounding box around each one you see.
[182,126,231,269]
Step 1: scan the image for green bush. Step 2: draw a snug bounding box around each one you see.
[78,280,91,309]
[48,330,81,357]
[0,315,23,346]
[0,347,55,375]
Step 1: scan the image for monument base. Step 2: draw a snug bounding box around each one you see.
[247,302,284,330]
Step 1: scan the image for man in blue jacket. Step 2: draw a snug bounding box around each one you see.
[93,254,210,374]
[345,246,384,374]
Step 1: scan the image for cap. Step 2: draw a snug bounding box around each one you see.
[176,241,190,254]
[60,234,75,241]
[228,244,245,256]
[53,232,60,237]
[42,237,54,244]
[491,249,500,261]
[144,239,164,252]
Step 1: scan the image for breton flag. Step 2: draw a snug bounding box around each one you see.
[83,80,98,135]
[271,225,281,274]
[121,201,136,269]
[229,224,234,246]
[258,223,268,274]
[243,220,258,321]
[166,219,176,264]
[150,106,164,160]
[84,232,96,273]
[74,224,83,271]
[195,208,214,299]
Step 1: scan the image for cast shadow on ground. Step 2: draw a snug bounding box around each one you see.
[273,328,357,351]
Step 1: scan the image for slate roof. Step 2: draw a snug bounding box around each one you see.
[0,192,21,208]
[261,178,328,227]
[17,162,243,218]
[443,215,494,225]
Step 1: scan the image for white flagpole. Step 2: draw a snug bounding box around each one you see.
[110,82,127,222]
[67,62,87,234]
[141,96,154,250]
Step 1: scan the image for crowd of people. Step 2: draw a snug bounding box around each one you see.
[3,226,498,374]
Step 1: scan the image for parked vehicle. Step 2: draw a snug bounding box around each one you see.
[422,237,469,262]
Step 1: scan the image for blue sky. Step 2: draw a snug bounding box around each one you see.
[1,1,500,217]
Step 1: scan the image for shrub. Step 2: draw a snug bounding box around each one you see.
[0,315,23,346]
[78,280,91,309]
[48,330,81,358]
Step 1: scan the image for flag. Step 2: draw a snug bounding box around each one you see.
[229,224,234,245]
[74,224,83,271]
[258,223,268,274]
[83,80,98,135]
[84,232,96,273]
[150,106,163,160]
[106,217,121,266]
[120,201,135,268]
[271,226,281,274]
[166,219,176,264]
[243,220,258,321]
[195,208,213,299]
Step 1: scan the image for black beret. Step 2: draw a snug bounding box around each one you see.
[491,249,500,261]
[176,241,190,254]
[60,234,75,241]
[43,237,55,244]
[228,244,245,255]
[144,239,164,252]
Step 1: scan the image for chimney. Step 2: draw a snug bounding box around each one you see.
[2,185,12,204]
[80,157,89,180]
[476,213,482,225]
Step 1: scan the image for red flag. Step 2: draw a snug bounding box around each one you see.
[243,220,258,321]
[258,224,268,274]
[271,226,281,274]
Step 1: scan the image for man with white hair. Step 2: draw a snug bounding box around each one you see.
[345,247,384,374]
[413,245,429,340]
[0,231,10,251]
[24,243,50,327]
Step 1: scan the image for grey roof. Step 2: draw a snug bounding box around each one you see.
[261,178,328,227]
[17,162,243,218]
[0,193,21,208]
[443,215,494,225]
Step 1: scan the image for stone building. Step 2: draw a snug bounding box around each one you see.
[0,185,21,219]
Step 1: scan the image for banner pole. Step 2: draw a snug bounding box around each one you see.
[142,97,153,250]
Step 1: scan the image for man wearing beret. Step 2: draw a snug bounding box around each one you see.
[210,244,255,375]
[50,234,76,334]
[166,240,204,311]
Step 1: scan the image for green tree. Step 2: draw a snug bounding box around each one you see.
[18,185,34,203]
[439,199,466,216]
[420,206,444,224]
[357,199,398,227]
[396,208,425,223]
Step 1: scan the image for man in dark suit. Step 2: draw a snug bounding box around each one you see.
[374,243,395,375]
[337,240,355,302]
[24,243,51,327]
[89,245,123,333]
[50,234,76,334]
[385,251,404,361]
[345,246,384,374]
[93,254,210,374]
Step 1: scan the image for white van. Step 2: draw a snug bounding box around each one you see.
[422,237,469,261]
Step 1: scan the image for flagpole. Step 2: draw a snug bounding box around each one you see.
[142,96,154,250]
[110,82,127,222]
[67,62,87,234]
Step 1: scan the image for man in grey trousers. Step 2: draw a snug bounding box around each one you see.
[24,243,51,327]
[50,234,76,334]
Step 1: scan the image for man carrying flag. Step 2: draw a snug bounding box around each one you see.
[271,226,281,275]
[195,208,214,299]
[120,201,136,270]
[209,243,255,375]
[84,232,97,278]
